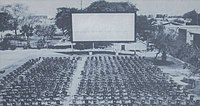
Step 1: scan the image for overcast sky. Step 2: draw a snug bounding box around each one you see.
[1,0,200,18]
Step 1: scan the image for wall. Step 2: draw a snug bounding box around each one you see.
[112,42,146,51]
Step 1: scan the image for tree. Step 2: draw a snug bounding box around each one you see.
[136,15,156,41]
[0,12,13,32]
[35,25,56,41]
[153,25,174,62]
[0,4,29,35]
[55,7,78,39]
[20,24,33,48]
[84,0,138,12]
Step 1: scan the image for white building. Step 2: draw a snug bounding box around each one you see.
[178,26,200,47]
[112,41,146,51]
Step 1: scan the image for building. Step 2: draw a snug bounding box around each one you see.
[178,25,200,47]
[163,23,200,48]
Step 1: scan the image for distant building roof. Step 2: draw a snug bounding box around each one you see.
[179,25,200,35]
[187,29,200,35]
[165,24,200,29]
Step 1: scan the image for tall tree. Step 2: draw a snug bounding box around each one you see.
[153,25,175,62]
[20,24,33,48]
[0,12,13,32]
[55,7,78,39]
[0,4,29,35]
[35,25,56,42]
[84,0,138,12]
[136,15,156,41]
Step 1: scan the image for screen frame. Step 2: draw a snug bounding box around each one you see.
[71,12,137,43]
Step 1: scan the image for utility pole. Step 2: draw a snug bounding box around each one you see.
[197,10,199,25]
[81,0,83,11]
[197,13,198,25]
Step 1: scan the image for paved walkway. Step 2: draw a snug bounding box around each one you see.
[63,56,86,106]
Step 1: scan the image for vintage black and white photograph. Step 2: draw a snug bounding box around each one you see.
[0,0,200,106]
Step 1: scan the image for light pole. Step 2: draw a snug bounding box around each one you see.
[81,0,83,11]
[197,9,199,25]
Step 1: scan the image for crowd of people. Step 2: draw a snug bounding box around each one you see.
[70,56,200,106]
[0,57,80,106]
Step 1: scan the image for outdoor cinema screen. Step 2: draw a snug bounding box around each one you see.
[72,13,135,42]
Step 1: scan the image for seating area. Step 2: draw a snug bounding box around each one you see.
[0,55,199,106]
[0,58,40,89]
[70,56,200,106]
[0,57,80,106]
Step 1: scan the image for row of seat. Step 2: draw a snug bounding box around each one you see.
[0,57,80,106]
[70,56,200,106]
[0,58,40,89]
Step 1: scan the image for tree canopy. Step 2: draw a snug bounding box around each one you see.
[0,12,13,32]
[136,15,156,41]
[35,25,56,40]
[55,7,78,39]
[0,4,29,35]
[84,0,138,12]
[20,24,33,47]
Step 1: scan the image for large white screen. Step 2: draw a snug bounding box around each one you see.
[72,13,135,42]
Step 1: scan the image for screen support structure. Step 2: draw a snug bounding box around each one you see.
[92,42,95,50]
[71,44,74,51]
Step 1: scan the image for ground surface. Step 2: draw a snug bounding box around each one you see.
[137,51,200,98]
[0,49,67,79]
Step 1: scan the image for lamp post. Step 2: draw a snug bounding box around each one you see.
[81,0,83,11]
[197,9,199,25]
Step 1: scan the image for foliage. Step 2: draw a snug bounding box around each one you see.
[20,24,33,47]
[0,4,28,18]
[152,25,176,62]
[0,12,13,31]
[0,38,16,50]
[152,25,200,70]
[34,25,56,41]
[0,4,29,35]
[136,15,156,41]
[55,8,78,39]
[175,44,200,70]
[84,0,138,12]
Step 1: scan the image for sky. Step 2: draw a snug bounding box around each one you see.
[0,0,200,18]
